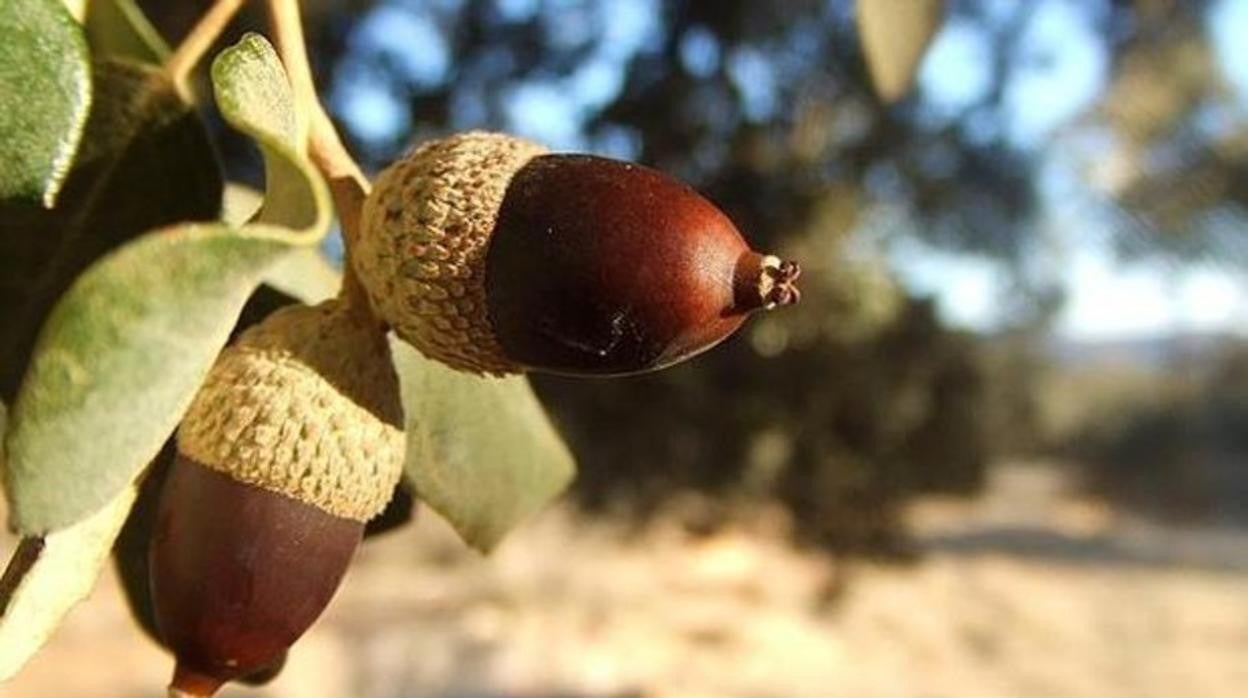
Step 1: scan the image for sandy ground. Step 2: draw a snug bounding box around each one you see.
[2,462,1247,698]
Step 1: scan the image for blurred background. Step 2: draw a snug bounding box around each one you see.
[6,0,1248,696]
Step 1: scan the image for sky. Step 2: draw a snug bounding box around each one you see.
[331,0,1248,342]
[903,0,1248,340]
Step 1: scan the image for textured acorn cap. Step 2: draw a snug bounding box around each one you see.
[355,131,548,374]
[177,300,405,523]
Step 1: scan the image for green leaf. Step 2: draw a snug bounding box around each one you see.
[0,0,92,206]
[3,33,330,534]
[0,59,223,402]
[211,35,299,152]
[4,228,306,533]
[0,482,138,681]
[394,342,576,552]
[221,182,264,226]
[62,0,86,20]
[262,246,343,303]
[211,34,320,231]
[224,182,341,302]
[228,180,343,305]
[857,0,945,103]
[84,0,171,64]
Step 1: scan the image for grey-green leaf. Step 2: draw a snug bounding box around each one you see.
[394,342,576,552]
[3,33,330,534]
[213,34,320,231]
[0,0,92,206]
[0,483,138,680]
[84,0,171,64]
[4,227,300,533]
[262,245,343,303]
[211,34,298,151]
[0,59,223,401]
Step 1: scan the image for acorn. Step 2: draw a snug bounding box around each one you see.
[149,300,405,696]
[354,131,801,376]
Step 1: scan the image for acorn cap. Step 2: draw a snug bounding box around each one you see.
[356,131,547,374]
[176,300,405,523]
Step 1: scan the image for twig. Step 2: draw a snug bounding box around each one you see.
[265,0,378,322]
[164,0,248,102]
[0,538,45,606]
[265,0,370,197]
[309,107,371,233]
[310,108,377,322]
[264,0,317,146]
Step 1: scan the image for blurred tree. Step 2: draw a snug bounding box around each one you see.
[1069,340,1248,523]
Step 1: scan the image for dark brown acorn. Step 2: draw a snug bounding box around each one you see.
[354,131,800,376]
[149,300,405,696]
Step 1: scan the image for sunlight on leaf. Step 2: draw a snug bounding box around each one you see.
[0,60,222,401]
[0,481,137,681]
[62,0,86,21]
[213,34,323,232]
[395,342,576,552]
[0,0,91,206]
[4,228,303,532]
[263,247,343,303]
[221,182,264,226]
[225,182,342,302]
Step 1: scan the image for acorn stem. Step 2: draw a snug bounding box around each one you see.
[339,264,387,333]
[169,664,224,697]
[733,252,802,313]
[267,0,373,251]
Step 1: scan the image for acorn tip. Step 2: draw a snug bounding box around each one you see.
[169,663,223,697]
[732,253,802,313]
[763,258,802,308]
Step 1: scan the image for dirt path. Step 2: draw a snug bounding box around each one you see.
[2,462,1246,697]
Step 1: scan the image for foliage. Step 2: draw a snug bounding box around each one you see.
[291,0,1246,270]
[0,0,90,207]
[395,342,574,552]
[0,59,223,402]
[3,33,331,535]
[0,4,576,684]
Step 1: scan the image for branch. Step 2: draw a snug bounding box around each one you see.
[164,0,248,102]
[265,0,377,319]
